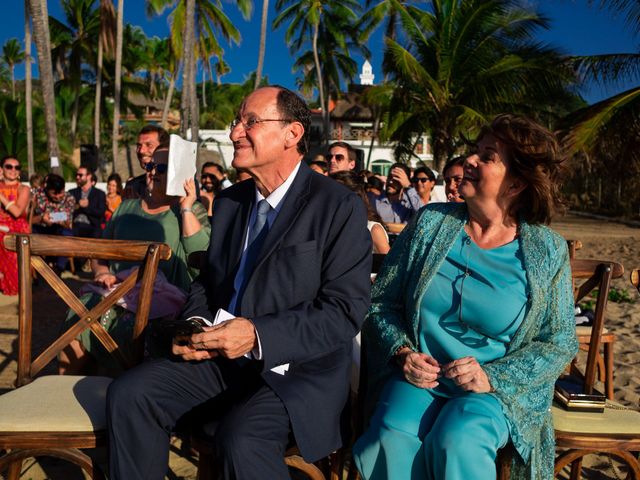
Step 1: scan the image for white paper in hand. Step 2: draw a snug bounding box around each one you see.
[166,134,197,196]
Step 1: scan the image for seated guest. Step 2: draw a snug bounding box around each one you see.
[69,167,106,238]
[365,175,384,203]
[331,171,390,254]
[204,162,233,189]
[373,163,422,224]
[309,159,328,175]
[199,162,222,219]
[123,124,170,199]
[59,145,211,375]
[32,174,76,272]
[29,173,43,194]
[411,166,437,205]
[235,168,252,182]
[105,173,123,223]
[326,141,357,173]
[354,114,578,480]
[443,156,465,203]
[0,156,31,295]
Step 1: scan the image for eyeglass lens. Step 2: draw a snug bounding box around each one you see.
[3,164,20,170]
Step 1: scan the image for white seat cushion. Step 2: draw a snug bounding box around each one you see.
[553,400,640,436]
[0,375,112,432]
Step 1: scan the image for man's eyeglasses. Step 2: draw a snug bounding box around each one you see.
[3,164,20,171]
[325,153,346,162]
[144,162,169,174]
[201,174,216,181]
[229,118,292,131]
[411,177,432,184]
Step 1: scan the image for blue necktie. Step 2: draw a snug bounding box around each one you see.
[235,200,272,311]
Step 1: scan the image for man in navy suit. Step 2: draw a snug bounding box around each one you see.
[68,167,106,238]
[107,86,372,479]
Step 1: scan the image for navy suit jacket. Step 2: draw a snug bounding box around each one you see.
[182,162,372,461]
[69,186,106,228]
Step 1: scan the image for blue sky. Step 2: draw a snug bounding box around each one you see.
[1,0,638,105]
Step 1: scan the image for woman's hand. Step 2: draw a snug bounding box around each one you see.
[42,211,52,226]
[442,356,492,393]
[397,348,441,389]
[94,271,117,288]
[179,178,197,210]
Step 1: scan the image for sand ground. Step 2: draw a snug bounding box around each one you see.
[0,213,639,479]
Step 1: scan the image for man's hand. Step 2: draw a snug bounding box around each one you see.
[390,167,411,189]
[442,356,492,393]
[171,317,258,361]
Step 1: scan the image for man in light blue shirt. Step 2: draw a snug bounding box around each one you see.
[373,162,422,224]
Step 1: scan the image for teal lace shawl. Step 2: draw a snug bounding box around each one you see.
[363,202,578,479]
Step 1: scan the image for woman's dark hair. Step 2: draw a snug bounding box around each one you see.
[366,176,384,192]
[107,173,123,195]
[44,173,66,193]
[330,170,382,223]
[478,114,565,225]
[442,156,465,177]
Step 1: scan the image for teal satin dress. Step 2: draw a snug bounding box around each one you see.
[354,230,529,480]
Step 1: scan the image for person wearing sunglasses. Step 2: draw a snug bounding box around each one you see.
[198,162,223,220]
[59,144,211,376]
[411,167,437,205]
[326,141,357,174]
[373,162,422,225]
[0,156,31,295]
[68,166,106,240]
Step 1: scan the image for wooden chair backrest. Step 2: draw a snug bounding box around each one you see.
[4,234,172,387]
[566,239,582,260]
[570,258,624,395]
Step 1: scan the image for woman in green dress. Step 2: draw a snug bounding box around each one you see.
[59,146,211,375]
[353,114,578,480]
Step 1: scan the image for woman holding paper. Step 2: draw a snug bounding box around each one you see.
[60,145,211,375]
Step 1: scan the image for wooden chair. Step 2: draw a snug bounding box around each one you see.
[0,234,171,479]
[553,259,640,479]
[631,268,640,295]
[572,256,622,400]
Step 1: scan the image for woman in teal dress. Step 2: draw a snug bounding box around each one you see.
[353,114,578,480]
[59,145,211,375]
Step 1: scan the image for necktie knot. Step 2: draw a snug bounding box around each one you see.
[257,199,271,216]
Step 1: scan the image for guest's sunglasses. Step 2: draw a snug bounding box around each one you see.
[411,177,432,184]
[325,153,345,162]
[144,162,169,174]
[3,164,20,171]
[201,174,216,181]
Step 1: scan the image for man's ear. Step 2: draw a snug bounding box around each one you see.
[285,122,304,150]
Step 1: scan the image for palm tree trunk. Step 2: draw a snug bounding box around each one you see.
[161,71,176,129]
[111,0,124,169]
[312,23,328,144]
[24,0,34,176]
[180,0,195,138]
[29,0,60,168]
[254,0,269,91]
[189,46,198,142]
[71,92,79,143]
[10,66,15,100]
[94,39,103,148]
[201,67,206,109]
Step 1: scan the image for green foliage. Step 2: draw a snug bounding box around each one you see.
[199,76,257,129]
[371,0,578,170]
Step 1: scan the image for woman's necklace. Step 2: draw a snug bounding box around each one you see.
[456,228,518,345]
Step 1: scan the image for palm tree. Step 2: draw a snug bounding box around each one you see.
[274,0,361,144]
[112,0,124,167]
[2,39,25,100]
[24,0,34,175]
[49,0,101,143]
[28,0,60,166]
[146,0,253,137]
[94,0,116,149]
[254,0,269,90]
[564,0,640,158]
[378,0,575,172]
